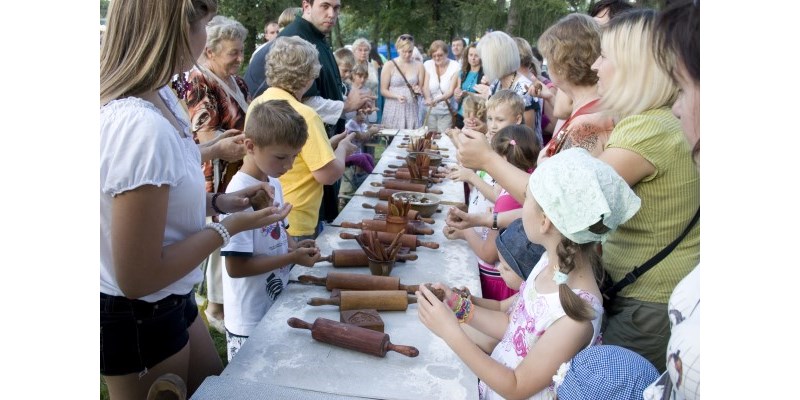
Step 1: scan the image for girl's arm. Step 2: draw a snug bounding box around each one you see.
[472,175,497,203]
[460,228,500,265]
[111,184,291,299]
[419,284,594,399]
[445,207,523,231]
[456,129,531,203]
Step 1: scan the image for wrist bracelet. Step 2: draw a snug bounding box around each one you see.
[205,222,230,247]
[211,193,227,215]
[491,212,499,230]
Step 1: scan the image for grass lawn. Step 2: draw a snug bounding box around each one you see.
[100,294,227,400]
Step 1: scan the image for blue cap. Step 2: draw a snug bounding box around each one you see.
[494,219,545,280]
[556,345,660,400]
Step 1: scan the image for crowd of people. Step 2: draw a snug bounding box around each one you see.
[99,0,700,398]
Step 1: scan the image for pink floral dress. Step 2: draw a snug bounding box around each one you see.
[478,252,604,400]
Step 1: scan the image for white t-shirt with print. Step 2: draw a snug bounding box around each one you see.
[221,171,291,337]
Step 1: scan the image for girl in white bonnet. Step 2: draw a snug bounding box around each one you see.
[418,147,641,399]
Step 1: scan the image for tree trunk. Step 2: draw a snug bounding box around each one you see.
[505,0,519,35]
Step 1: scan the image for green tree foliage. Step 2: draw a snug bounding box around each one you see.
[217,0,300,72]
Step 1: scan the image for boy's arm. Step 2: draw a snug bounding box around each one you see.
[224,251,300,278]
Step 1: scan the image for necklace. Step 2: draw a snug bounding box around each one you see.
[502,71,517,90]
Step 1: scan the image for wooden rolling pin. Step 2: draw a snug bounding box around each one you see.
[316,249,417,267]
[386,167,446,178]
[298,273,447,299]
[382,170,443,183]
[340,220,434,235]
[297,272,418,293]
[287,317,419,358]
[361,202,435,223]
[307,290,416,311]
[363,188,405,201]
[340,231,439,250]
[371,180,443,194]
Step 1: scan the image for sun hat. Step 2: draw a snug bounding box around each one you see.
[554,345,660,400]
[528,148,641,244]
[495,218,545,280]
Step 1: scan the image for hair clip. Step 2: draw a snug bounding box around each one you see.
[509,139,517,146]
[553,265,568,285]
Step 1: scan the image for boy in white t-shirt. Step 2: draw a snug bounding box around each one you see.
[221,100,322,361]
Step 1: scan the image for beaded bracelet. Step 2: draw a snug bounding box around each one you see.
[451,295,474,324]
[211,193,227,215]
[205,222,231,247]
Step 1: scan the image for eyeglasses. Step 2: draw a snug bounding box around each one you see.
[399,34,414,42]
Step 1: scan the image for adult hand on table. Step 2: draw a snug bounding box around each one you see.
[456,128,493,170]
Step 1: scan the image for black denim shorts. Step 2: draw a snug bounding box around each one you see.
[100,291,198,376]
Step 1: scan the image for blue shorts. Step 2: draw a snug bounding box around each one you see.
[100,291,198,376]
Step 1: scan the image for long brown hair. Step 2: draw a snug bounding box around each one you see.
[554,236,603,321]
[100,0,217,104]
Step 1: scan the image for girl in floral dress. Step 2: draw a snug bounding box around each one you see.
[418,148,641,400]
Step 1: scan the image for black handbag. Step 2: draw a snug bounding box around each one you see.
[601,208,699,306]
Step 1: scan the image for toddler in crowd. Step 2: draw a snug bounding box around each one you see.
[221,100,322,361]
[419,148,642,399]
[444,124,539,301]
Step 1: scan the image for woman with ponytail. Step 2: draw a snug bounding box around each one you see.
[418,148,641,400]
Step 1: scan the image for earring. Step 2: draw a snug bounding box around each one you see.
[172,72,192,100]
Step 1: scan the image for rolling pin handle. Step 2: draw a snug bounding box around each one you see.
[287,317,313,330]
[387,343,420,358]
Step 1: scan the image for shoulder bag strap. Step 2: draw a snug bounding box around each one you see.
[391,59,419,99]
[606,208,700,298]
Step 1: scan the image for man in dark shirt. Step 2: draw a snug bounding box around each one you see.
[245,0,371,136]
[244,0,373,225]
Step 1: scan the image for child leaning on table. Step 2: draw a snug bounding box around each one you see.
[444,124,540,301]
[418,148,641,400]
[221,100,322,361]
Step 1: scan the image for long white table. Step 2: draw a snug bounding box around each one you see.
[193,129,480,400]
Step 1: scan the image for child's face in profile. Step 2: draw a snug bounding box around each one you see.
[338,63,352,82]
[521,192,547,245]
[486,105,520,141]
[497,253,524,290]
[251,143,302,178]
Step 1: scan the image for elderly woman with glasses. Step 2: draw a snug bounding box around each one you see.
[380,34,426,129]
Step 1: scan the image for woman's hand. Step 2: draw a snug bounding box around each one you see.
[223,203,293,237]
[456,128,493,170]
[398,95,407,104]
[453,88,463,101]
[417,284,463,341]
[216,183,276,214]
[473,83,491,99]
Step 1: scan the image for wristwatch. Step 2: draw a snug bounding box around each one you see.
[491,212,499,230]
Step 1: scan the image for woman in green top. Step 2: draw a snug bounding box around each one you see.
[591,9,699,372]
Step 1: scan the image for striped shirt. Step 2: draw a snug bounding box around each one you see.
[602,107,700,303]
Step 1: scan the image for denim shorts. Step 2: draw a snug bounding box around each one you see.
[100,291,198,376]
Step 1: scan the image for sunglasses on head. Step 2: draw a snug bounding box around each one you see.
[399,34,414,41]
